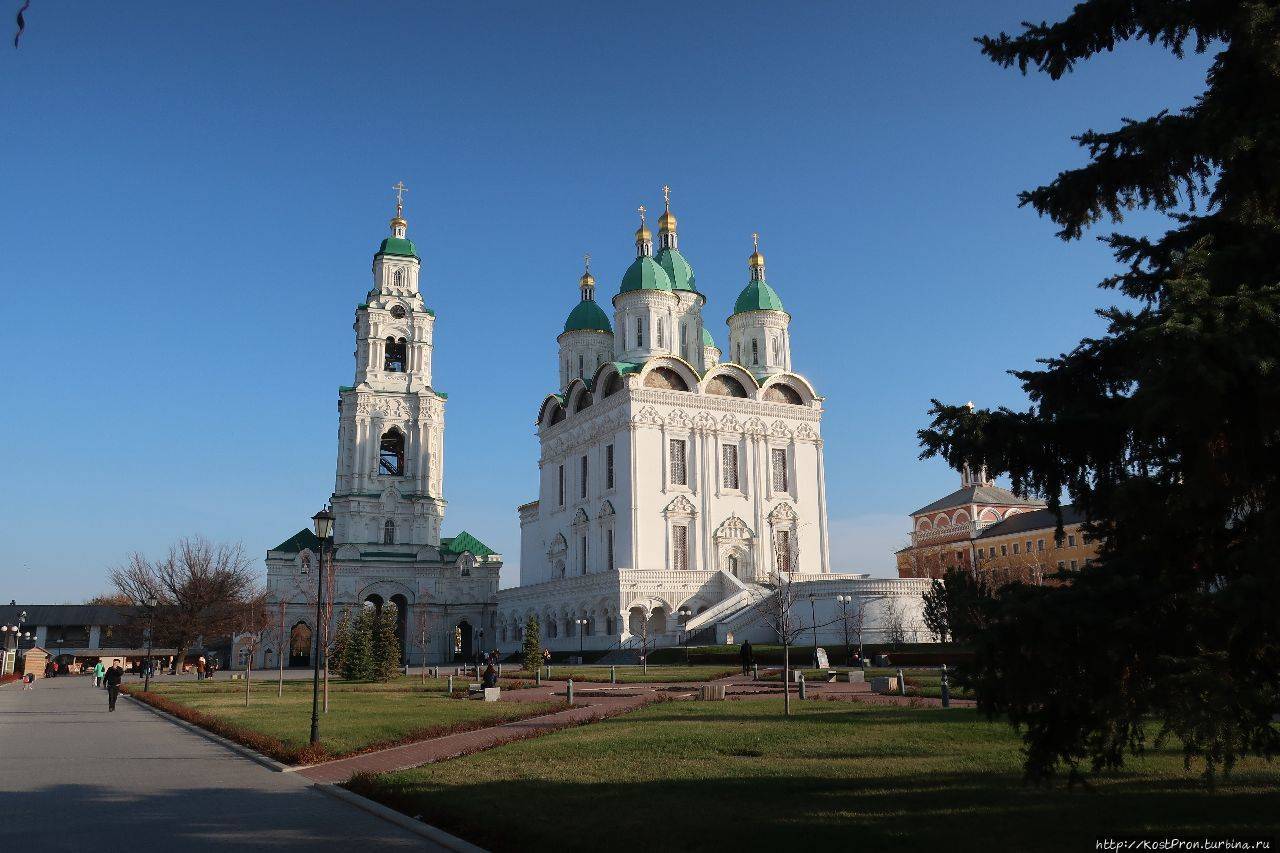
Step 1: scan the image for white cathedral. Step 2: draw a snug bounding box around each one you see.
[493,191,929,657]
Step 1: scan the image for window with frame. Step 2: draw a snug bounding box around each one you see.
[1068,533,1077,547]
[383,520,395,545]
[1058,560,1066,570]
[752,338,759,365]
[580,535,588,574]
[772,337,780,363]
[1012,542,1020,555]
[1070,559,1078,570]
[605,444,614,489]
[672,525,688,571]
[1000,544,1008,557]
[558,464,565,506]
[722,444,740,489]
[300,554,310,574]
[606,528,614,571]
[580,454,588,499]
[1037,538,1045,552]
[657,318,664,349]
[379,430,405,476]
[636,317,644,348]
[775,529,791,573]
[670,439,688,486]
[384,337,407,372]
[578,355,584,379]
[770,448,788,491]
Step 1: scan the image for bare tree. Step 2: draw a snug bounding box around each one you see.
[237,592,271,706]
[276,600,287,697]
[836,595,870,662]
[414,606,432,684]
[882,599,909,649]
[110,536,258,673]
[747,567,809,717]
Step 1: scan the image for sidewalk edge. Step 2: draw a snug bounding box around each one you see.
[124,694,290,772]
[312,781,489,853]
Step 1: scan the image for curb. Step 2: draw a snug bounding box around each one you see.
[313,781,488,852]
[123,694,291,772]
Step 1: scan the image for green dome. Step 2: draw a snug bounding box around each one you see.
[619,256,674,293]
[701,326,717,348]
[732,277,785,315]
[564,299,613,333]
[655,247,697,293]
[377,236,419,258]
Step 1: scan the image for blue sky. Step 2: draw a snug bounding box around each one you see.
[0,2,1211,601]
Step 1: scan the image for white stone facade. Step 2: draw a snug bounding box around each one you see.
[496,202,929,655]
[262,205,501,667]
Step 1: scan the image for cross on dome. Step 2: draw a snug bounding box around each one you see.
[392,180,409,217]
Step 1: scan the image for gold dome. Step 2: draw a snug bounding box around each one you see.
[658,208,677,233]
[749,249,764,267]
[580,269,596,288]
[390,216,407,229]
[635,223,652,242]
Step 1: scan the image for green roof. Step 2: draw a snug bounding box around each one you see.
[655,247,697,293]
[563,299,613,333]
[377,237,419,258]
[701,327,716,348]
[619,256,673,293]
[270,529,324,554]
[732,277,785,315]
[440,530,497,558]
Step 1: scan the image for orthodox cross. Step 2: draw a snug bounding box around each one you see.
[584,252,591,273]
[662,185,671,210]
[637,204,646,225]
[752,232,759,251]
[392,180,409,216]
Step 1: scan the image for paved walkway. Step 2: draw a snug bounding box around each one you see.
[0,676,440,852]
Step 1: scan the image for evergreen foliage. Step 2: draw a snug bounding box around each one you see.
[339,606,374,681]
[522,615,542,673]
[371,603,402,682]
[920,2,1280,782]
[329,608,352,676]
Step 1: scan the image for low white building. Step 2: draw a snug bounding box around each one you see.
[496,193,928,656]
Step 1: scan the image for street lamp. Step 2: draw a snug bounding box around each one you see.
[574,618,587,659]
[836,594,853,667]
[807,594,820,669]
[476,629,486,671]
[2,610,27,677]
[143,595,158,692]
[309,506,334,747]
[677,608,692,655]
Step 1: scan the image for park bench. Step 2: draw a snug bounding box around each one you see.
[467,683,501,701]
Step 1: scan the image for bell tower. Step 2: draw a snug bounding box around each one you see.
[332,183,448,549]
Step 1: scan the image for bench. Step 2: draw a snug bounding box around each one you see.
[467,684,500,701]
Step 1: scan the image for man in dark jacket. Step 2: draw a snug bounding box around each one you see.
[104,660,125,711]
[740,640,754,676]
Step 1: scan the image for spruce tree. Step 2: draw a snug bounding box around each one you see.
[920,2,1280,782]
[371,603,402,682]
[341,606,374,681]
[329,608,352,677]
[522,615,542,673]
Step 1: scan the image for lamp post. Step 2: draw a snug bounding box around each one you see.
[677,607,692,662]
[806,594,820,669]
[575,618,587,660]
[54,637,64,674]
[309,506,334,747]
[2,610,27,677]
[143,595,158,692]
[836,594,852,667]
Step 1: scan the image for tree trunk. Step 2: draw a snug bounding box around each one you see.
[174,645,189,675]
[323,661,329,713]
[245,654,251,706]
[783,639,791,717]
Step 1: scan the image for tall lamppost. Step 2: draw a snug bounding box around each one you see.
[309,507,334,747]
[807,594,820,669]
[835,594,853,666]
[476,629,485,671]
[2,610,28,676]
[143,595,158,692]
[677,607,692,662]
[574,618,587,660]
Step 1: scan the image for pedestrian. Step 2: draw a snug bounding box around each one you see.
[93,660,105,688]
[22,672,35,690]
[482,662,498,689]
[197,655,206,680]
[740,640,754,676]
[542,648,551,671]
[104,659,124,711]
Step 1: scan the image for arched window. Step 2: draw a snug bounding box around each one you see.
[642,367,689,391]
[383,520,395,545]
[578,354,584,379]
[705,374,748,397]
[393,269,403,288]
[728,554,739,576]
[384,337,407,372]
[657,318,665,349]
[736,342,742,364]
[752,338,759,365]
[379,430,405,476]
[636,317,644,348]
[772,337,780,363]
[763,383,804,405]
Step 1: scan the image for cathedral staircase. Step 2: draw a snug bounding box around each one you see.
[680,580,772,646]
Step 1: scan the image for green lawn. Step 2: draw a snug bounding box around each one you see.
[519,665,736,683]
[346,700,1280,853]
[138,678,560,760]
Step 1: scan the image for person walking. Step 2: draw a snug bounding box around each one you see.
[197,655,206,681]
[93,660,105,688]
[22,672,35,690]
[740,640,754,676]
[104,660,124,711]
